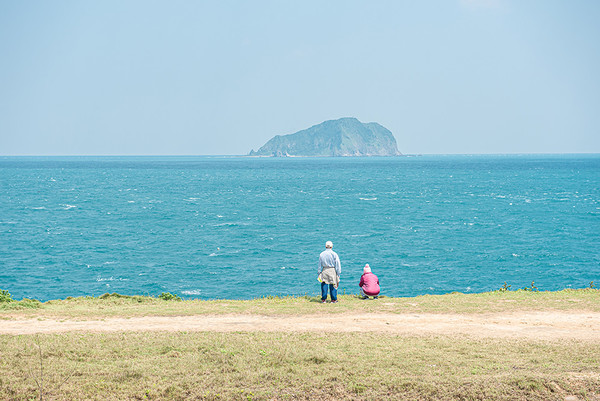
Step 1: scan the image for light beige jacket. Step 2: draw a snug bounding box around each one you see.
[319,266,340,289]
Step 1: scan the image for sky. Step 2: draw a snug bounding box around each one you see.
[0,0,599,155]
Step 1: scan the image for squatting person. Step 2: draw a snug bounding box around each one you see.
[359,263,380,299]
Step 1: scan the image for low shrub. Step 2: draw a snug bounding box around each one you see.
[99,292,131,299]
[158,292,182,301]
[0,289,12,303]
[16,298,42,308]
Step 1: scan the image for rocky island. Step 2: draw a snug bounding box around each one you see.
[249,117,401,157]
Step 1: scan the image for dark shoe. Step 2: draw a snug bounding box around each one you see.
[374,296,379,299]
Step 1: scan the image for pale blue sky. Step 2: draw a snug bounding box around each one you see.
[1,0,599,155]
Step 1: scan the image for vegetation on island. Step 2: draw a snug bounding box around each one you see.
[249,117,401,157]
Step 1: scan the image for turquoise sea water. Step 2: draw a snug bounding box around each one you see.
[1,155,598,301]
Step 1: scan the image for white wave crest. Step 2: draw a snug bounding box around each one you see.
[181,289,202,295]
[96,276,128,282]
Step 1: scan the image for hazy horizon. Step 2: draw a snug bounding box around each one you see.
[1,1,599,156]
[3,151,600,157]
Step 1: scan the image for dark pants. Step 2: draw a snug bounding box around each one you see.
[321,282,337,301]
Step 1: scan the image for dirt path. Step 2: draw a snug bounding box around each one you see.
[2,311,599,340]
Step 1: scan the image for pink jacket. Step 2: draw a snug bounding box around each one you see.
[359,272,380,296]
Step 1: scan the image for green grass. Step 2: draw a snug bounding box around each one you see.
[1,331,598,400]
[1,289,599,400]
[1,288,599,319]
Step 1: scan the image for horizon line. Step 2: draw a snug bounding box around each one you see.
[1,152,599,157]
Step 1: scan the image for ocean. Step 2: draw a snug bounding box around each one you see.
[1,155,598,301]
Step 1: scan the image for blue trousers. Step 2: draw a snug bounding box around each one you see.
[321,282,337,301]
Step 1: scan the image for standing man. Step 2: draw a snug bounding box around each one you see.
[318,241,341,303]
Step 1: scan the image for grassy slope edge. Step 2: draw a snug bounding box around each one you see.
[1,288,600,319]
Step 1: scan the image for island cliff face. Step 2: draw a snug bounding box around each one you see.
[249,117,401,157]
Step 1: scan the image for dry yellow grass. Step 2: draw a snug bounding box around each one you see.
[1,289,599,400]
[1,331,599,400]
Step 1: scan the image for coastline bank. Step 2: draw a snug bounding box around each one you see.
[2,287,600,317]
[1,289,599,400]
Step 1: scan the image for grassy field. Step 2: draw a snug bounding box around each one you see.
[2,331,599,401]
[1,289,599,400]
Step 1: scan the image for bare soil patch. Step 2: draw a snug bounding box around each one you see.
[2,310,599,341]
